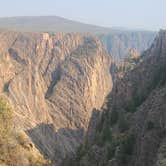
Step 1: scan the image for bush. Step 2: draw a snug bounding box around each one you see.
[159,143,166,157]
[146,121,155,130]
[110,109,119,126]
[0,97,52,166]
[118,115,129,133]
[117,133,136,164]
[125,100,136,113]
[102,125,113,143]
[0,97,13,162]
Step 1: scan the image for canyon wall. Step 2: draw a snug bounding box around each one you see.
[0,31,112,165]
[73,31,166,166]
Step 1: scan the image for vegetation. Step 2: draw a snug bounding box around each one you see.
[159,141,166,157]
[72,48,166,166]
[102,132,135,164]
[146,121,155,130]
[125,100,137,113]
[116,133,136,165]
[0,97,51,166]
[152,64,166,88]
[110,109,119,126]
[118,55,140,76]
[118,114,130,133]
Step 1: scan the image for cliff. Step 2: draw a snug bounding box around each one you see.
[0,30,112,165]
[99,31,155,62]
[72,31,166,166]
[0,16,156,63]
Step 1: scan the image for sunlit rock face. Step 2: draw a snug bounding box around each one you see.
[99,31,155,62]
[0,31,113,165]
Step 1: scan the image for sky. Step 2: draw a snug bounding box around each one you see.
[0,0,166,31]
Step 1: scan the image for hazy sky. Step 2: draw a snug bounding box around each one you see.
[0,0,166,30]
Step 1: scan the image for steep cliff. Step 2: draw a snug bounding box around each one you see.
[73,31,166,166]
[0,96,51,166]
[0,30,112,165]
[0,16,156,63]
[99,31,155,62]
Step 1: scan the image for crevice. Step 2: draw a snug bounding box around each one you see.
[45,63,61,99]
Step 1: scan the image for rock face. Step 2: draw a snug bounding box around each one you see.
[73,31,166,166]
[0,30,112,165]
[0,16,156,63]
[99,31,155,62]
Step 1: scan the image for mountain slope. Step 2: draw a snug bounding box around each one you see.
[72,30,166,166]
[0,31,112,165]
[0,16,156,62]
[99,31,155,62]
[0,16,113,34]
[0,97,51,166]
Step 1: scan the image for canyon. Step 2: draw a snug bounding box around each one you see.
[72,30,166,166]
[0,16,156,62]
[0,30,112,165]
[0,17,165,166]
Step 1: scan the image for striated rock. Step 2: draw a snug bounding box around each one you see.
[0,31,112,165]
[0,16,156,63]
[99,31,155,62]
[74,30,166,166]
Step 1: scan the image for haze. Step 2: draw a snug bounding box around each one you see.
[0,0,166,31]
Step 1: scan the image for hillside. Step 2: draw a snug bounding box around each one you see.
[0,16,114,34]
[99,31,155,62]
[0,97,51,166]
[0,31,112,165]
[0,16,156,62]
[71,31,166,166]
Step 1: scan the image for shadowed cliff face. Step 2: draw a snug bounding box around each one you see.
[0,31,112,165]
[73,31,166,166]
[99,31,155,62]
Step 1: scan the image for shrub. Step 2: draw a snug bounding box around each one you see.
[117,133,136,164]
[146,121,155,130]
[0,97,52,166]
[106,140,117,160]
[159,143,166,157]
[118,115,129,133]
[110,109,119,126]
[125,100,136,113]
[102,125,113,143]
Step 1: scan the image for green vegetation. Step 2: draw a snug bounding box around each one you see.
[125,100,137,113]
[72,106,136,166]
[159,142,166,157]
[116,133,136,164]
[124,58,166,115]
[152,64,166,88]
[125,94,146,113]
[118,55,141,75]
[72,145,86,166]
[0,97,51,166]
[110,109,119,126]
[146,121,155,130]
[118,114,130,133]
[104,132,135,164]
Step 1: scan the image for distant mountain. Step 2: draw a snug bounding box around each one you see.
[99,31,156,62]
[0,16,156,34]
[0,16,156,62]
[0,16,114,33]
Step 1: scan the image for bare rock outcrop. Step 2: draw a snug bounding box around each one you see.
[0,31,112,165]
[73,30,166,166]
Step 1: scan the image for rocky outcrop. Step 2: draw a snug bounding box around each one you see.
[99,31,155,62]
[0,31,112,165]
[0,16,156,63]
[73,31,166,166]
